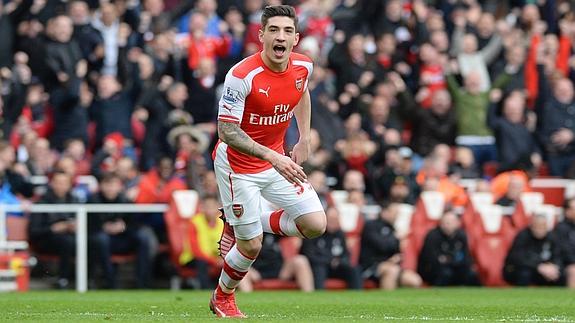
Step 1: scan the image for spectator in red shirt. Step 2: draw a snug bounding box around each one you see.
[186,12,231,71]
[135,156,187,241]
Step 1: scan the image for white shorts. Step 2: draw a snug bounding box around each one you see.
[214,143,324,226]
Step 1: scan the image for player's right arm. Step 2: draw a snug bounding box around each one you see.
[217,71,306,184]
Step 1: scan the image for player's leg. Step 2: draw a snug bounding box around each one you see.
[210,221,262,318]
[211,166,264,317]
[261,170,326,238]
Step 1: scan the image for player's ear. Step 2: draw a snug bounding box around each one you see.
[258,28,264,44]
[294,32,300,46]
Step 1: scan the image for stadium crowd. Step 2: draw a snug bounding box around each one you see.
[1,0,575,289]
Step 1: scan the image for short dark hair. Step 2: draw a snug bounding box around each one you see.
[261,5,298,31]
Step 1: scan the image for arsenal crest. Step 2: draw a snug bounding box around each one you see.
[295,77,304,92]
[232,204,244,218]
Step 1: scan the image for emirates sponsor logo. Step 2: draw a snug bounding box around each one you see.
[248,104,293,126]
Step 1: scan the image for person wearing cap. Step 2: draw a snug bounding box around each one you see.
[375,146,419,204]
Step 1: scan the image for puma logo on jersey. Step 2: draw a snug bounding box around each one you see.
[258,86,270,98]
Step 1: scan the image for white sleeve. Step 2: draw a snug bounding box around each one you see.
[217,72,249,124]
[304,63,313,91]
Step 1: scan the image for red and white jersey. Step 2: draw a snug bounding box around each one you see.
[215,51,313,174]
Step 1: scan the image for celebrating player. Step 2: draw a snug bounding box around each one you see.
[209,5,327,318]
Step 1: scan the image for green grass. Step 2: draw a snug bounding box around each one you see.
[0,289,574,322]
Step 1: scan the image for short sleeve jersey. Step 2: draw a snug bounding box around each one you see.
[215,51,313,174]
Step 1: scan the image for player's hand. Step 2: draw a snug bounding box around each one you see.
[268,151,307,184]
[290,140,311,165]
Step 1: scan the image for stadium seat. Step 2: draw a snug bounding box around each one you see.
[473,205,515,286]
[163,190,203,286]
[394,204,414,239]
[510,192,545,230]
[462,192,494,252]
[401,192,445,272]
[534,204,558,229]
[330,190,349,207]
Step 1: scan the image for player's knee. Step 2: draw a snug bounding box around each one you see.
[299,213,326,239]
[567,265,575,278]
[236,237,263,258]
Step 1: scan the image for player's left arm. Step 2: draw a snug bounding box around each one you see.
[291,88,311,165]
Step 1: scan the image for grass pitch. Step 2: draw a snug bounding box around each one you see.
[0,288,574,322]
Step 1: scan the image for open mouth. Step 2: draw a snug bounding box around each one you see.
[273,45,286,57]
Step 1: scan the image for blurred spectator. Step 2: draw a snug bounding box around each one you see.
[185,11,231,71]
[49,79,91,151]
[134,156,187,241]
[300,206,362,290]
[91,132,129,179]
[375,146,419,205]
[68,0,104,74]
[450,147,480,180]
[363,96,401,144]
[495,174,526,207]
[306,168,333,210]
[91,75,135,146]
[335,130,377,177]
[450,12,503,92]
[446,63,513,167]
[0,0,32,69]
[137,81,188,171]
[61,138,91,176]
[1,52,31,137]
[391,71,456,158]
[0,141,25,216]
[415,43,447,108]
[238,234,314,293]
[139,0,195,35]
[418,210,480,286]
[487,89,541,173]
[25,137,56,176]
[554,198,575,289]
[341,169,374,204]
[181,194,223,289]
[185,58,218,125]
[44,15,85,91]
[0,140,34,198]
[178,0,220,36]
[91,3,128,76]
[53,155,91,202]
[167,124,209,176]
[10,80,53,143]
[302,128,333,173]
[115,156,141,201]
[328,33,376,117]
[535,64,575,177]
[88,172,154,288]
[417,153,468,208]
[359,203,422,290]
[504,214,564,286]
[28,171,79,289]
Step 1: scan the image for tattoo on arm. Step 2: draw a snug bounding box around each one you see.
[218,122,271,161]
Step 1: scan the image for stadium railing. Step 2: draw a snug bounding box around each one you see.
[0,203,167,293]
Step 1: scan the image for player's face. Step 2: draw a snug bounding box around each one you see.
[259,16,299,70]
